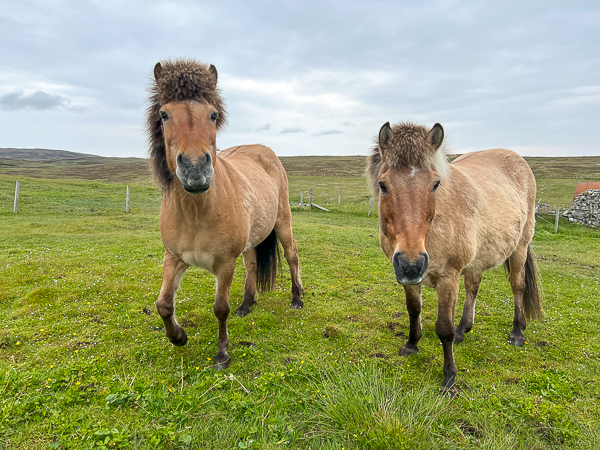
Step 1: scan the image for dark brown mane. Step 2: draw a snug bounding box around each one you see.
[366,122,449,194]
[145,58,228,190]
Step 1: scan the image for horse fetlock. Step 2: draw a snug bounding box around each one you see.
[156,301,174,319]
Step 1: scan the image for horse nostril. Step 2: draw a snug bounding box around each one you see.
[176,153,191,170]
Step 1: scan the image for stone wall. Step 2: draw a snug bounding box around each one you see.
[562,189,600,228]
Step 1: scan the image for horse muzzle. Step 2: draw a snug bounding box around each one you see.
[392,251,429,285]
[175,152,214,194]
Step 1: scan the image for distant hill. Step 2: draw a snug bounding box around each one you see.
[1,148,599,183]
[0,148,96,160]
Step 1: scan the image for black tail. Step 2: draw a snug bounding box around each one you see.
[504,245,542,320]
[255,229,280,292]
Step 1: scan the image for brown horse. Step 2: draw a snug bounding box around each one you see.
[367,122,541,391]
[146,59,303,369]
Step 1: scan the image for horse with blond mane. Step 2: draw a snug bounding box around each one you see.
[367,122,541,391]
[146,59,303,369]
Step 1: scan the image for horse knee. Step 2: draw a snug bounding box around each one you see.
[435,320,455,342]
[156,299,174,319]
[213,303,230,320]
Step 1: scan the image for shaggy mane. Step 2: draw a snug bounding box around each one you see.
[366,122,450,194]
[145,58,228,190]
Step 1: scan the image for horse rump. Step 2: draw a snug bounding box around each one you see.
[255,229,281,292]
[504,245,542,320]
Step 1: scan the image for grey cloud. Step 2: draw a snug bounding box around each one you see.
[314,129,344,136]
[0,91,70,111]
[279,126,305,134]
[341,121,355,127]
[250,123,271,132]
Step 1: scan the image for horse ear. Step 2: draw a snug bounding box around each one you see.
[154,62,163,82]
[209,64,218,84]
[429,123,444,150]
[378,122,393,153]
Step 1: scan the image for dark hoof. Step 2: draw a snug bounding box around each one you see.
[235,306,250,318]
[214,352,230,371]
[290,298,304,309]
[400,344,419,357]
[168,328,188,346]
[440,383,459,398]
[453,333,465,344]
[509,336,526,347]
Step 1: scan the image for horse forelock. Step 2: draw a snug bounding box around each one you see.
[145,58,228,191]
[367,122,451,194]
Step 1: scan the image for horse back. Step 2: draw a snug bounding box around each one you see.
[425,149,536,280]
[219,144,288,190]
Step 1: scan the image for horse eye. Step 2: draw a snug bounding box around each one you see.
[433,180,441,192]
[159,111,169,121]
[378,182,388,194]
[211,112,218,122]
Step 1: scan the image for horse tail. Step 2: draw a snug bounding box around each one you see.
[504,245,542,320]
[255,229,280,292]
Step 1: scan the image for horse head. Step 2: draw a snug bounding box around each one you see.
[147,59,227,194]
[370,122,449,285]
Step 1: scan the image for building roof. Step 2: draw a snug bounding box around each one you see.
[573,182,600,200]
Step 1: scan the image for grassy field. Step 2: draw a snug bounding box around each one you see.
[1,155,599,448]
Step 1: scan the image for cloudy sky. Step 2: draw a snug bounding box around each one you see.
[1,0,599,158]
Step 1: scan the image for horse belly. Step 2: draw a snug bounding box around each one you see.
[181,250,215,272]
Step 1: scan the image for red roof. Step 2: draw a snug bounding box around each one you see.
[573,182,600,200]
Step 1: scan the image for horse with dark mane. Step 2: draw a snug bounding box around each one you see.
[146,59,303,369]
[367,121,541,391]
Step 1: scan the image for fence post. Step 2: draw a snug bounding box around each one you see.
[338,192,341,206]
[554,206,560,233]
[126,185,130,213]
[368,195,374,216]
[13,180,20,214]
[300,191,303,208]
[309,188,313,209]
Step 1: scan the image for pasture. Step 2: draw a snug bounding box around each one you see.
[0,156,599,449]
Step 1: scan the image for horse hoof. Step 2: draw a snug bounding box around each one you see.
[169,329,188,346]
[235,307,249,318]
[440,384,460,398]
[509,337,525,347]
[290,299,304,309]
[400,345,418,357]
[214,353,230,371]
[453,334,465,344]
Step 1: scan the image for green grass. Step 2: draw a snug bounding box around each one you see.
[1,172,600,449]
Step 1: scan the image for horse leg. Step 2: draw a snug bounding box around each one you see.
[400,284,422,356]
[454,272,482,343]
[507,247,528,347]
[213,261,236,370]
[156,251,189,346]
[436,273,460,391]
[275,223,304,309]
[236,249,258,317]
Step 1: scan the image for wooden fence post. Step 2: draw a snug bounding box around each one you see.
[13,180,20,214]
[368,195,374,216]
[554,206,560,233]
[309,188,313,209]
[338,192,341,206]
[126,185,130,213]
[300,191,303,208]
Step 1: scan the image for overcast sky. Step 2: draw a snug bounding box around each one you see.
[1,0,599,158]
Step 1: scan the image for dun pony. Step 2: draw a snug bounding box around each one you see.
[367,121,541,391]
[146,59,303,369]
